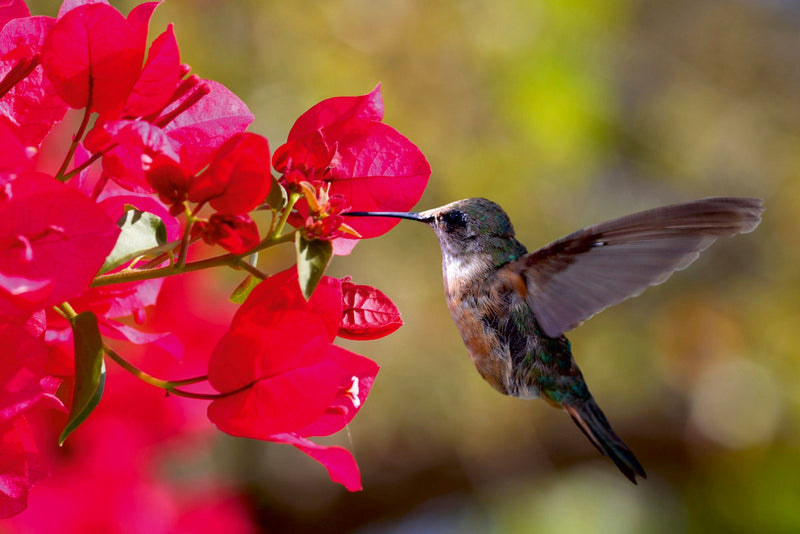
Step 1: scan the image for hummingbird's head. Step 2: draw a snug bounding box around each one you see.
[347,197,518,258]
[416,198,516,253]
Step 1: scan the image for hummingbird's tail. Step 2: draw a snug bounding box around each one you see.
[563,399,646,484]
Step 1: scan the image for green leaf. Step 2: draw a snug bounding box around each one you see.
[266,176,287,210]
[60,311,106,446]
[100,207,168,274]
[230,274,260,304]
[295,233,333,300]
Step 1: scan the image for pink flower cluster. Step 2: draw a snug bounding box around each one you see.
[0,0,429,521]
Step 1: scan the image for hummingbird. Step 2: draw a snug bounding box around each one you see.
[347,196,764,483]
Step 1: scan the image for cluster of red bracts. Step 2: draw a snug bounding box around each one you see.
[0,0,430,519]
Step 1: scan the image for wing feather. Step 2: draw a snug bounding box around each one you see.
[510,197,764,338]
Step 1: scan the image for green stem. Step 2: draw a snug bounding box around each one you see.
[102,343,222,400]
[91,230,296,288]
[59,302,78,319]
[55,105,93,181]
[234,257,269,280]
[176,219,195,269]
[268,192,300,239]
[61,148,108,182]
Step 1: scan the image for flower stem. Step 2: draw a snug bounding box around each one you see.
[61,147,109,182]
[102,343,221,399]
[91,230,296,288]
[268,191,300,239]
[56,105,93,181]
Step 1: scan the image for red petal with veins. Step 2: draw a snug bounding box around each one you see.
[123,24,181,119]
[164,80,254,174]
[41,3,142,113]
[338,280,402,340]
[188,133,271,214]
[288,84,383,139]
[0,16,68,146]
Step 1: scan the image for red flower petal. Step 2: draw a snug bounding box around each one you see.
[0,16,68,146]
[327,119,430,237]
[0,119,35,172]
[0,0,29,28]
[0,417,44,518]
[0,312,64,423]
[0,272,52,310]
[123,24,181,118]
[272,433,363,492]
[288,84,383,140]
[164,80,254,174]
[41,3,142,112]
[338,281,402,340]
[196,213,260,254]
[188,133,271,214]
[207,335,343,438]
[0,172,120,320]
[293,345,379,437]
[208,269,342,395]
[227,267,342,343]
[125,1,160,50]
[101,120,179,192]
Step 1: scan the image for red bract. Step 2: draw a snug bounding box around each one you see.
[0,118,34,172]
[207,267,379,491]
[0,172,120,321]
[195,213,260,254]
[0,15,68,145]
[41,3,142,113]
[287,84,383,137]
[99,120,179,192]
[0,0,29,25]
[339,279,403,340]
[273,85,430,245]
[0,272,52,310]
[144,153,191,212]
[121,22,181,119]
[163,80,255,175]
[188,132,271,214]
[0,312,63,424]
[0,312,64,518]
[273,433,364,492]
[0,417,43,518]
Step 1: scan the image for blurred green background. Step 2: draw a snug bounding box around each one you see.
[32,0,799,532]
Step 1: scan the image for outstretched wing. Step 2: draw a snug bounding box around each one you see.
[508,197,764,338]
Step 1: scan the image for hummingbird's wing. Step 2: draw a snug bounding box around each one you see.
[508,197,764,338]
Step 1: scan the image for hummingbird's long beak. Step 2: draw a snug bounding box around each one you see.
[344,211,434,223]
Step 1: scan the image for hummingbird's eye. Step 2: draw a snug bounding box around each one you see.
[441,210,468,230]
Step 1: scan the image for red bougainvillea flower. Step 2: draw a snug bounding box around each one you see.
[188,132,271,214]
[338,278,402,340]
[143,153,191,214]
[0,172,120,321]
[0,0,30,25]
[0,13,68,146]
[0,311,65,518]
[297,182,359,241]
[207,267,379,491]
[0,119,35,173]
[95,119,180,193]
[42,2,254,192]
[194,213,260,254]
[41,2,144,113]
[273,85,430,249]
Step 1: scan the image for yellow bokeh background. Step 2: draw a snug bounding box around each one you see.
[28,0,800,532]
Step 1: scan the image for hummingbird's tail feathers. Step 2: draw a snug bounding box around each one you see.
[564,400,646,484]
